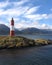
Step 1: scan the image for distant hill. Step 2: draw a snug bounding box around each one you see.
[15,28,22,34]
[40,29,52,34]
[0,24,52,35]
[0,24,10,35]
[21,28,52,34]
[0,24,21,35]
[21,28,41,34]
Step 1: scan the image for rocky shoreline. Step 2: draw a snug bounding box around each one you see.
[0,36,52,49]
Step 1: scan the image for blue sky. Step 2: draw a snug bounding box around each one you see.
[0,0,52,29]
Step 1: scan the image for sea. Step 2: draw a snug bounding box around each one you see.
[0,34,52,65]
[17,34,52,40]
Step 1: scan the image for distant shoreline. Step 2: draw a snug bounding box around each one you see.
[0,34,52,35]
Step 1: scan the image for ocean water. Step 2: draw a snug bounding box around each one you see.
[0,45,52,65]
[0,35,52,65]
[17,34,52,40]
[0,34,52,40]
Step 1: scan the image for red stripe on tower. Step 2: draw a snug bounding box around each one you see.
[10,18,15,36]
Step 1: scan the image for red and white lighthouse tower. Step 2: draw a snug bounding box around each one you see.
[10,18,15,36]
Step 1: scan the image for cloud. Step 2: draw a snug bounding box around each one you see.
[12,0,29,6]
[0,0,29,9]
[24,14,48,21]
[0,0,9,8]
[47,14,52,18]
[14,20,40,29]
[0,6,29,17]
[14,20,52,29]
[25,6,40,15]
[0,0,29,16]
[0,20,9,27]
[0,0,48,20]
[0,0,52,30]
[41,24,48,29]
[40,24,52,29]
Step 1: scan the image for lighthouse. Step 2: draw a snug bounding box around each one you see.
[10,18,15,36]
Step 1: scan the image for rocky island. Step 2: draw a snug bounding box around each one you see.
[0,36,52,49]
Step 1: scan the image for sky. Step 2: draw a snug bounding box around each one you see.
[0,0,52,29]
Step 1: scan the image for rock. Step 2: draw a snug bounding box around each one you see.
[0,36,52,49]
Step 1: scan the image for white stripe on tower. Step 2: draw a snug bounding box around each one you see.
[10,25,14,31]
[10,18,15,36]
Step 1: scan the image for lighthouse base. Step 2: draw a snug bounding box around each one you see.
[10,31,14,36]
